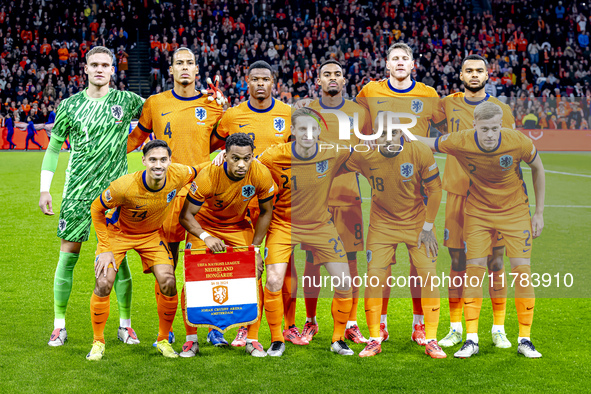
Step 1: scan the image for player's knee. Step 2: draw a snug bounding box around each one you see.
[305,250,314,264]
[266,275,283,293]
[449,249,466,271]
[487,251,504,272]
[95,276,114,297]
[158,275,177,296]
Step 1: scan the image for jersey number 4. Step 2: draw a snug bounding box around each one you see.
[164,122,172,138]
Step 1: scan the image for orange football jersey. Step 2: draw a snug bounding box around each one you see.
[356,79,442,137]
[435,129,538,215]
[186,160,275,225]
[256,142,293,223]
[309,98,372,206]
[344,138,441,229]
[137,90,223,166]
[289,142,352,229]
[92,163,197,253]
[216,98,291,155]
[437,93,516,196]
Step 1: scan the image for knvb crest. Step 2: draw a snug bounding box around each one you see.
[499,155,513,168]
[195,107,207,121]
[242,185,256,198]
[410,99,423,114]
[273,117,286,132]
[111,105,123,120]
[167,189,177,203]
[212,285,228,305]
[316,160,328,174]
[400,163,414,178]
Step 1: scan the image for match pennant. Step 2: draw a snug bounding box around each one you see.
[183,246,260,332]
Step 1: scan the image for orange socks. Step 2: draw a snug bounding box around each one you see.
[264,287,284,342]
[331,289,352,342]
[448,269,465,323]
[247,279,264,340]
[181,287,197,336]
[157,293,177,341]
[348,259,359,321]
[513,265,535,338]
[90,293,110,344]
[304,259,321,319]
[489,269,507,326]
[282,255,297,329]
[381,264,392,316]
[409,262,423,316]
[463,264,486,334]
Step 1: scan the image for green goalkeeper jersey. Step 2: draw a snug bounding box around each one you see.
[52,88,144,200]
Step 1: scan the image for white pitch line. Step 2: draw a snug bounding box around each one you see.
[434,155,591,178]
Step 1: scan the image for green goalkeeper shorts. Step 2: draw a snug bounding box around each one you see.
[57,199,94,243]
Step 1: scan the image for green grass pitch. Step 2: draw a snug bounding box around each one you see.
[0,150,589,392]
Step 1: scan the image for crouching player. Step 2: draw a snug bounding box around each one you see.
[257,108,354,357]
[342,116,446,358]
[415,101,545,358]
[179,133,274,358]
[86,140,198,360]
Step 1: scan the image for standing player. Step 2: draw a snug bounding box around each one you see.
[87,140,197,360]
[299,59,372,344]
[356,42,444,345]
[415,101,545,358]
[39,46,144,347]
[179,133,275,358]
[257,108,354,357]
[436,55,516,349]
[213,60,293,347]
[126,47,225,346]
[341,117,446,358]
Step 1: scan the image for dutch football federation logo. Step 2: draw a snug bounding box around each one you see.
[212,285,228,305]
[366,250,372,263]
[111,105,123,120]
[195,107,207,121]
[400,163,414,178]
[58,219,67,232]
[499,155,513,168]
[167,189,177,203]
[316,160,328,174]
[273,117,286,132]
[410,99,423,114]
[242,185,256,198]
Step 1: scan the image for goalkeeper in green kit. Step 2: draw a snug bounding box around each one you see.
[39,46,144,346]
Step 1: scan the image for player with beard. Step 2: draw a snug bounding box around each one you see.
[127,47,225,349]
[435,55,516,349]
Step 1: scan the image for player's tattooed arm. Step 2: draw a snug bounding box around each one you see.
[179,197,226,252]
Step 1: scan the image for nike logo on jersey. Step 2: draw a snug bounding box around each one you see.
[452,109,460,112]
[161,111,172,116]
[339,254,346,258]
[465,301,475,305]
[370,167,379,170]
[354,242,362,246]
[215,192,223,196]
[465,157,475,160]
[135,204,147,209]
[377,100,387,104]
[281,167,290,171]
[239,124,250,128]
[523,249,531,253]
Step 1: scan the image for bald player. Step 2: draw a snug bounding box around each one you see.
[87,140,197,361]
[415,101,545,359]
[435,55,516,349]
[356,41,444,346]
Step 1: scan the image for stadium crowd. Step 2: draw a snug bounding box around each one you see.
[1,0,591,130]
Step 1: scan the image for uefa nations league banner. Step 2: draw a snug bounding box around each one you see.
[183,246,260,332]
